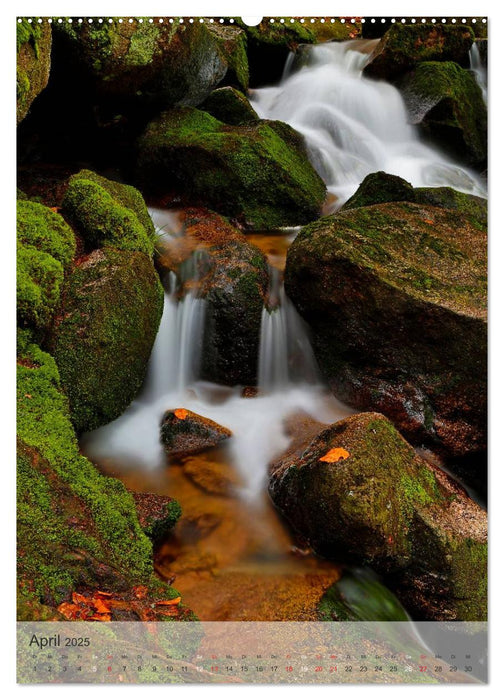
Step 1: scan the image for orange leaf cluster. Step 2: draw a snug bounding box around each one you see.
[57,587,184,622]
[174,408,188,420]
[319,447,350,463]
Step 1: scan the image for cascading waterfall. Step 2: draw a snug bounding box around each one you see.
[470,42,487,104]
[251,40,486,208]
[259,266,319,392]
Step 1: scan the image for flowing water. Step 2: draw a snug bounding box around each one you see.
[251,39,486,209]
[80,40,486,620]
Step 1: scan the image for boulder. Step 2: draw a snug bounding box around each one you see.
[180,208,269,385]
[53,19,248,104]
[62,169,156,256]
[136,107,326,229]
[49,248,163,433]
[132,492,182,543]
[17,18,52,124]
[363,24,474,81]
[342,171,487,227]
[182,455,243,496]
[16,201,76,334]
[284,201,487,468]
[269,412,487,620]
[161,408,232,458]
[201,86,259,125]
[398,61,487,168]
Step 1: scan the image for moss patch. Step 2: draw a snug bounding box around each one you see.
[17,18,52,124]
[62,170,155,256]
[49,248,163,433]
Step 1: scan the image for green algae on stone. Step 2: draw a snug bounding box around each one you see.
[62,170,155,256]
[363,24,475,81]
[136,107,326,229]
[398,61,487,168]
[201,86,259,125]
[269,412,487,620]
[17,244,63,333]
[285,201,487,463]
[49,248,163,433]
[17,18,52,124]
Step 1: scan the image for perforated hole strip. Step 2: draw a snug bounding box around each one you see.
[16,17,488,25]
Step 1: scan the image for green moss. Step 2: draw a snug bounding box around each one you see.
[137,107,326,229]
[17,18,42,55]
[16,18,51,124]
[16,339,155,602]
[49,248,163,433]
[236,18,316,47]
[62,171,155,256]
[17,244,64,332]
[143,500,182,543]
[201,87,258,125]
[17,200,76,268]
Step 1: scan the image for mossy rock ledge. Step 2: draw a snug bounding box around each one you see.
[363,24,474,81]
[17,334,185,619]
[268,412,487,620]
[17,18,52,124]
[49,248,163,434]
[201,86,259,126]
[284,200,487,472]
[136,106,326,230]
[397,61,487,168]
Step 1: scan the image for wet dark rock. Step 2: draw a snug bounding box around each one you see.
[363,24,474,81]
[17,19,52,124]
[201,86,259,125]
[161,408,232,458]
[284,201,487,472]
[397,61,487,168]
[269,412,487,620]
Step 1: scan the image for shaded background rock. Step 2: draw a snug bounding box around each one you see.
[363,24,474,81]
[17,18,52,124]
[285,200,487,481]
[269,412,487,620]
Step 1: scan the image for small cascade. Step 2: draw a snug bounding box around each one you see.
[259,267,320,392]
[470,42,487,104]
[251,40,486,208]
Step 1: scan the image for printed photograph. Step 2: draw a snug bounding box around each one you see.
[16,15,487,643]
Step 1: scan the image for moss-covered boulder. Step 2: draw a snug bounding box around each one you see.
[17,333,184,618]
[284,201,487,471]
[17,18,52,124]
[269,412,487,620]
[53,19,248,105]
[398,61,487,168]
[343,171,487,227]
[49,248,163,433]
[132,492,182,544]
[62,169,156,255]
[236,18,316,86]
[363,24,474,81]
[201,86,259,125]
[161,408,232,458]
[136,107,326,229]
[17,201,76,334]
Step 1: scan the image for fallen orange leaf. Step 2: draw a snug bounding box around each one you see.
[96,591,113,597]
[88,614,112,621]
[158,609,178,616]
[72,592,89,605]
[174,408,188,420]
[319,447,350,463]
[92,599,112,614]
[58,602,81,620]
[424,219,434,225]
[156,597,181,606]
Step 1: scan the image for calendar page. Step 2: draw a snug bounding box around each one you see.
[16,13,488,684]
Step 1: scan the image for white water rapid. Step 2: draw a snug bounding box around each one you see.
[251,40,486,208]
[470,42,487,104]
